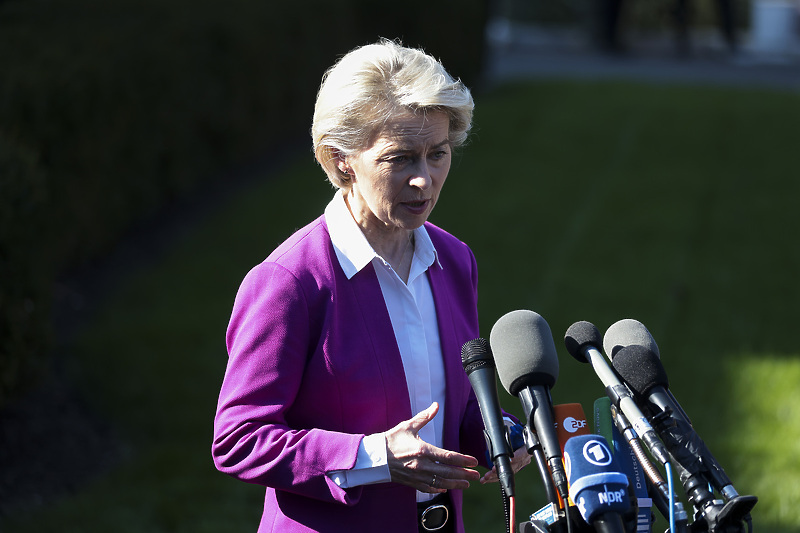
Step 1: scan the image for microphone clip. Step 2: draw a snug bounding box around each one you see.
[649,406,676,433]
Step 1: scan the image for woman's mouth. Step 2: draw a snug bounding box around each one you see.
[403,199,429,214]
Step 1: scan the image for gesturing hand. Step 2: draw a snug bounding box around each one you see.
[385,402,480,494]
[478,444,532,484]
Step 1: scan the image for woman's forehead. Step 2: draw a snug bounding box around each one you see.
[372,111,450,147]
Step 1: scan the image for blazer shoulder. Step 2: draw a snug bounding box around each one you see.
[267,216,330,264]
[424,221,475,264]
[240,215,336,297]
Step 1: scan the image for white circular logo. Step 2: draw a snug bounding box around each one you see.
[564,416,587,433]
[582,439,612,466]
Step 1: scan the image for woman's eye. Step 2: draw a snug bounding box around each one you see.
[430,150,448,160]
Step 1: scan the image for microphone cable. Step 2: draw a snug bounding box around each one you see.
[508,494,516,533]
[500,485,517,533]
[666,462,676,533]
[565,495,574,533]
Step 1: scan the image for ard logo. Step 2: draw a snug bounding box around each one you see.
[582,439,612,466]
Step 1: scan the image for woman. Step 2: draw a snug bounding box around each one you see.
[213,39,526,532]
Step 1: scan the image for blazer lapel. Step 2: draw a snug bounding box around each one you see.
[347,263,413,425]
[426,263,463,452]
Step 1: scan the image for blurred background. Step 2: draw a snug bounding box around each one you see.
[1,0,799,531]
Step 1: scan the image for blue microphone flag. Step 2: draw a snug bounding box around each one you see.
[564,434,630,523]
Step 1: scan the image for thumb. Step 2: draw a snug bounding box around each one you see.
[408,402,439,434]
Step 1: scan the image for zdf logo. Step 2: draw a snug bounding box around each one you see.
[563,416,587,433]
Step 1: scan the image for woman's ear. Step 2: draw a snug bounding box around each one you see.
[332,149,352,177]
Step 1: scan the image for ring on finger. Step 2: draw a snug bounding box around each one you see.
[431,474,437,488]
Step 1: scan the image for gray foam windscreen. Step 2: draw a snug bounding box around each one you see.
[489,309,559,396]
[603,319,661,360]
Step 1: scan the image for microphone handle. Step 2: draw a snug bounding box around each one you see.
[519,387,561,461]
[649,386,738,497]
[467,370,515,497]
[524,427,561,507]
[519,386,569,499]
[591,512,626,533]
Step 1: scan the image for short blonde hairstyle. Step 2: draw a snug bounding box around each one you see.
[312,39,474,189]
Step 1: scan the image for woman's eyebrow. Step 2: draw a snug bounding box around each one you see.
[382,136,452,154]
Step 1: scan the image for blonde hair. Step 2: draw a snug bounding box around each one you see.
[312,39,474,189]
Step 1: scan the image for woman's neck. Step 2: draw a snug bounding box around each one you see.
[344,192,416,282]
[370,229,415,284]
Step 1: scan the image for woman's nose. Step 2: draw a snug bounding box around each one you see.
[408,163,432,190]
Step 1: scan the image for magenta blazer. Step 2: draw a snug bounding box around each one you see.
[213,215,489,532]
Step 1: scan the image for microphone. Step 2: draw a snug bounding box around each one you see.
[612,344,758,528]
[602,319,660,360]
[603,318,690,424]
[461,338,515,497]
[490,310,569,506]
[564,434,630,533]
[564,322,693,531]
[605,319,744,498]
[563,321,671,467]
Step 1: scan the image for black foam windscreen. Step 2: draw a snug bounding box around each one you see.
[611,344,669,397]
[563,321,602,363]
[489,310,559,396]
[603,318,661,360]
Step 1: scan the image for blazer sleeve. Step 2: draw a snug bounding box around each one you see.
[212,261,365,505]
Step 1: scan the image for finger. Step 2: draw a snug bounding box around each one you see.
[480,447,532,484]
[480,466,498,484]
[425,445,480,469]
[391,469,448,494]
[424,468,480,492]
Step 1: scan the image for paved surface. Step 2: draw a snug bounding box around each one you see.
[483,22,800,92]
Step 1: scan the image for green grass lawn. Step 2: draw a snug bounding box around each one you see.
[3,79,798,532]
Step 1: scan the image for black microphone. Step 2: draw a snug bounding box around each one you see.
[612,345,758,529]
[564,434,630,533]
[490,310,570,506]
[461,338,515,497]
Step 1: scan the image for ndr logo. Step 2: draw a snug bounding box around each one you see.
[563,416,587,433]
[598,485,627,505]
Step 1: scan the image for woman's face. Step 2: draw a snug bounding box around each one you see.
[342,110,452,245]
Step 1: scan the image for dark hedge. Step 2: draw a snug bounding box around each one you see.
[0,0,489,406]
